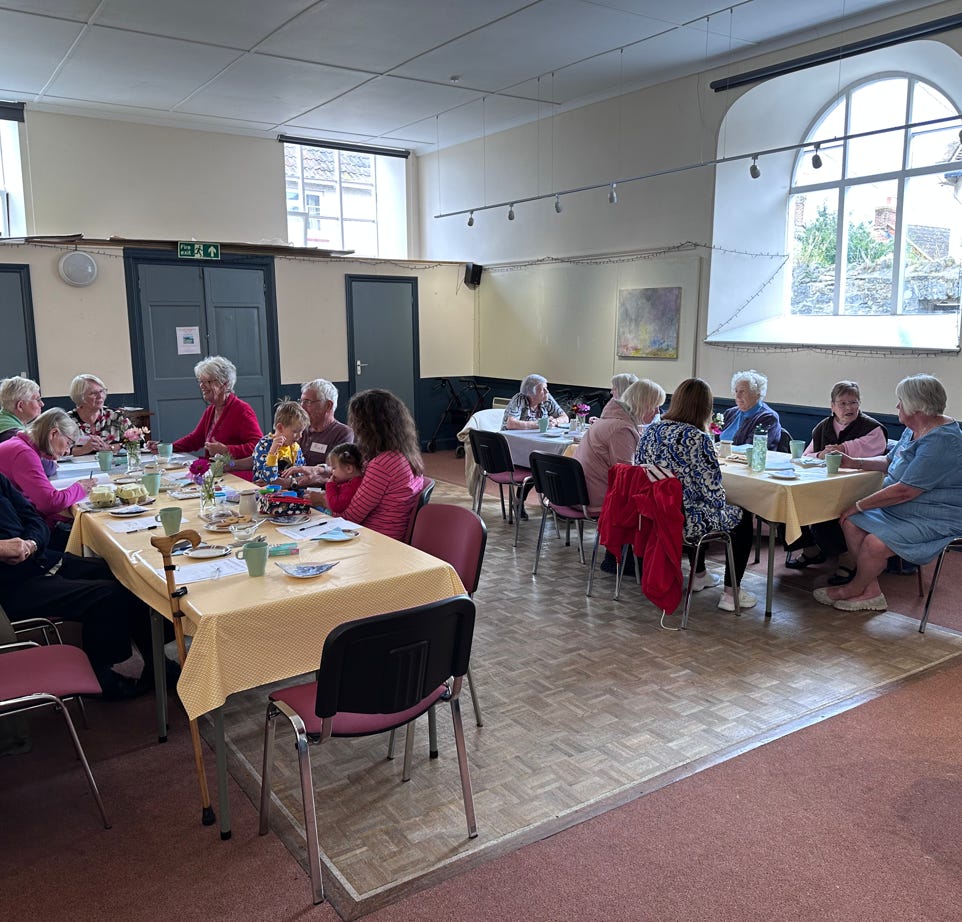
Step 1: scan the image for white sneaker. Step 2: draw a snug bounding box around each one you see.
[718,588,757,611]
[691,570,721,592]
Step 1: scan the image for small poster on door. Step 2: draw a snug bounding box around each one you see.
[176,326,201,355]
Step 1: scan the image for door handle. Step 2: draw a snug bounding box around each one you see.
[356,360,369,375]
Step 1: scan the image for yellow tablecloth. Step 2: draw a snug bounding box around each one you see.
[68,478,465,720]
[721,454,884,545]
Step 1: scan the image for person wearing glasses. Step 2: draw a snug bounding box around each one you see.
[0,408,97,549]
[788,381,888,583]
[277,379,354,487]
[66,373,132,455]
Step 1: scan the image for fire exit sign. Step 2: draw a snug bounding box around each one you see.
[177,241,221,260]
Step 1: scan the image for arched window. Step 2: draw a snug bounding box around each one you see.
[789,77,962,318]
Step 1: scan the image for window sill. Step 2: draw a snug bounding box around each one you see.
[705,312,960,352]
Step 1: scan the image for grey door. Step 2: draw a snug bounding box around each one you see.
[129,255,276,442]
[346,276,419,420]
[0,265,39,381]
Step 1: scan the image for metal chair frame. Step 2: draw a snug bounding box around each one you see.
[918,537,962,633]
[468,428,531,547]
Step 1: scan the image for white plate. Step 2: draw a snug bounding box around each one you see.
[204,522,235,533]
[113,476,141,485]
[183,545,230,559]
[109,505,151,516]
[542,430,563,438]
[275,561,339,579]
[768,471,800,481]
[268,512,312,525]
[313,528,359,542]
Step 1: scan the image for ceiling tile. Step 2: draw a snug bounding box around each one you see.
[290,76,483,137]
[0,9,83,95]
[0,1,100,17]
[42,26,241,108]
[258,0,533,71]
[95,0,317,49]
[179,55,370,124]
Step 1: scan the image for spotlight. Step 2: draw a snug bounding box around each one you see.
[554,195,563,214]
[958,128,962,144]
[749,156,761,179]
[507,204,515,221]
[811,144,822,170]
[467,211,475,227]
[608,183,618,204]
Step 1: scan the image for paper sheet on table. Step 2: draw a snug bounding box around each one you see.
[275,516,358,541]
[107,515,190,534]
[150,556,247,584]
[52,472,111,489]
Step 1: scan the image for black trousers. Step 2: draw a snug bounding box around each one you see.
[0,554,156,673]
[690,508,754,588]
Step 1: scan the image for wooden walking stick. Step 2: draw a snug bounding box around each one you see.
[151,529,216,827]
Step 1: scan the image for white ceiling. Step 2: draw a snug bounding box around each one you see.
[0,0,943,154]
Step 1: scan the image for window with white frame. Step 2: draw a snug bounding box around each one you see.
[284,142,407,258]
[789,77,962,319]
[706,41,962,352]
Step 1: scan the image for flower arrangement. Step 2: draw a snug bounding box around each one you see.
[190,455,227,507]
[122,426,149,451]
[709,412,725,436]
[571,403,591,419]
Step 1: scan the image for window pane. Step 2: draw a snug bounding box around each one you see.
[789,190,839,315]
[846,79,907,179]
[343,220,377,256]
[900,173,962,316]
[307,217,343,250]
[342,184,376,220]
[795,101,845,186]
[287,211,307,247]
[840,180,897,314]
[908,81,961,169]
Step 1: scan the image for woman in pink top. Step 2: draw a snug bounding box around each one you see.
[310,389,423,541]
[0,408,97,550]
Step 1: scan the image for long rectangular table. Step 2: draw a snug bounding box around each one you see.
[720,453,883,616]
[68,475,465,836]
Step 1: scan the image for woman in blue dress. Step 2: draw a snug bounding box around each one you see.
[813,374,962,613]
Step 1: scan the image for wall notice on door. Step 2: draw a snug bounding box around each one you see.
[176,326,201,355]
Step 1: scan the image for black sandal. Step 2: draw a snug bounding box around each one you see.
[827,565,856,586]
[784,551,827,570]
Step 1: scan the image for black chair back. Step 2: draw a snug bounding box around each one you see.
[468,429,515,476]
[529,451,590,510]
[776,429,792,453]
[314,596,475,723]
[404,477,436,544]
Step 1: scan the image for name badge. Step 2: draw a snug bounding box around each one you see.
[311,442,327,455]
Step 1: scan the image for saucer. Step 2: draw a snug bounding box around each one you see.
[109,505,151,516]
[268,512,312,525]
[275,561,339,579]
[313,528,360,542]
[768,471,800,481]
[183,545,230,559]
[542,430,563,439]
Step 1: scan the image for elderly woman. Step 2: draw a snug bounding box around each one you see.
[788,381,888,581]
[501,374,569,430]
[637,378,756,611]
[0,376,55,477]
[66,373,132,455]
[610,373,638,400]
[160,356,262,478]
[0,408,97,549]
[307,389,423,541]
[813,374,962,613]
[719,369,782,450]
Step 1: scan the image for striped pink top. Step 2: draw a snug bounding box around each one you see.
[343,451,423,541]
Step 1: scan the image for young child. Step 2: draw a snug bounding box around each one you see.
[252,401,310,483]
[323,442,364,515]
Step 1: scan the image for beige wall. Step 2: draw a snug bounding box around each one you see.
[0,242,474,399]
[417,0,962,416]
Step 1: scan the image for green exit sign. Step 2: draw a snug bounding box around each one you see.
[177,241,221,260]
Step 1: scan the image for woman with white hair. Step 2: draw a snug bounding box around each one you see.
[66,373,132,455]
[609,373,638,400]
[718,369,782,450]
[0,408,97,548]
[501,374,569,430]
[814,374,962,613]
[164,356,262,477]
[0,376,56,478]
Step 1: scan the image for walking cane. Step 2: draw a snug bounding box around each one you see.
[151,529,216,827]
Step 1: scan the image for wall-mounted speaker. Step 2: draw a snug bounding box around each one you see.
[464,263,483,288]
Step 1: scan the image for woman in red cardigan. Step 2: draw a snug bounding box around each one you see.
[160,356,262,481]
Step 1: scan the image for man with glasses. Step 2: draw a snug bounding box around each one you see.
[297,379,353,466]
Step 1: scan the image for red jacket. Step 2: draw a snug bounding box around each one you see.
[598,463,684,614]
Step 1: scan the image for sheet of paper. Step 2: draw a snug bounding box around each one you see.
[106,515,190,534]
[275,516,358,541]
[52,471,111,489]
[151,557,247,583]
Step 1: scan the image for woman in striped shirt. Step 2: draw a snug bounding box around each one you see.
[330,389,424,541]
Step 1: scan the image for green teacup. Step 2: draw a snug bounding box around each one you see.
[789,440,805,460]
[154,506,182,536]
[236,540,268,577]
[825,452,842,475]
[537,417,549,433]
[142,471,162,496]
[97,450,114,473]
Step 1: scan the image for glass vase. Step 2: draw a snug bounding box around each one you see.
[576,414,587,433]
[199,483,217,519]
[125,444,141,472]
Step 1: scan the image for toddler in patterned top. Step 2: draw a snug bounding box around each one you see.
[323,443,365,514]
[251,401,309,482]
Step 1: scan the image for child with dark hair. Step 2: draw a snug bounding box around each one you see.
[324,442,365,514]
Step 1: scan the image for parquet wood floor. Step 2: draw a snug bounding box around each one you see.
[209,469,962,919]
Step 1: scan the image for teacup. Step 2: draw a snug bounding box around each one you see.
[789,440,805,460]
[825,451,843,475]
[236,540,269,577]
[717,440,733,459]
[537,417,549,433]
[97,450,114,473]
[142,471,162,496]
[157,442,174,463]
[154,506,182,536]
